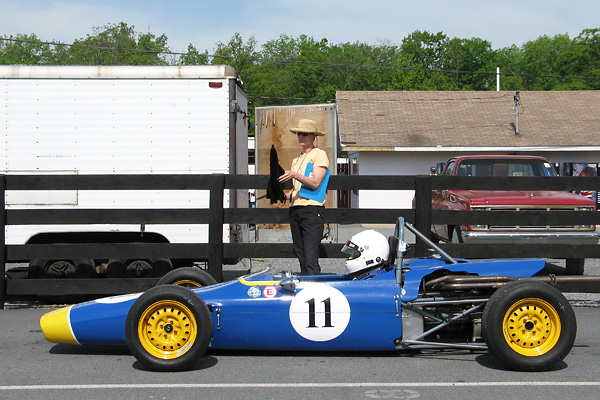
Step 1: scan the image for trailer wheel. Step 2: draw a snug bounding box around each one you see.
[482,280,576,371]
[125,285,212,372]
[106,259,173,278]
[28,259,96,279]
[157,267,217,287]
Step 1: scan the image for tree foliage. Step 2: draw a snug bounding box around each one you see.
[2,22,600,107]
[62,22,170,65]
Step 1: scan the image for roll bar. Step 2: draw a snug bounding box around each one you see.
[393,217,458,287]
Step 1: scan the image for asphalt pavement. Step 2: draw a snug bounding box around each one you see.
[1,307,600,400]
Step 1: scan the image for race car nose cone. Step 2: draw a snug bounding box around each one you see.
[40,305,80,345]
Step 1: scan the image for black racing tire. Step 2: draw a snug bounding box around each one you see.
[157,267,218,287]
[482,280,577,371]
[28,259,96,279]
[125,285,213,372]
[106,258,173,278]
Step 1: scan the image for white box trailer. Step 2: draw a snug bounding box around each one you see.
[0,65,249,278]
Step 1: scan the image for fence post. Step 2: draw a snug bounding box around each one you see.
[208,174,225,282]
[0,175,6,309]
[414,175,432,258]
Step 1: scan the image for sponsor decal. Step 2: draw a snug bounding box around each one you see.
[262,286,278,298]
[247,286,261,298]
[289,284,350,342]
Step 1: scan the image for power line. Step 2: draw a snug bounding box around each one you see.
[2,36,599,82]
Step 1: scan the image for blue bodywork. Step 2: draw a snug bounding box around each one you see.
[62,254,545,351]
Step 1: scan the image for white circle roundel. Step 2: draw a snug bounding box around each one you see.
[289,284,351,342]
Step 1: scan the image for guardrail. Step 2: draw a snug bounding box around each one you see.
[2,173,600,308]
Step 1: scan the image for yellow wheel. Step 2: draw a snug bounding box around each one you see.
[172,280,202,287]
[483,280,576,371]
[137,300,198,359]
[126,285,212,371]
[502,298,561,357]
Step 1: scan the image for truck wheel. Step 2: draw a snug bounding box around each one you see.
[157,267,217,287]
[28,259,96,279]
[125,285,212,372]
[482,280,576,371]
[450,226,464,243]
[566,258,585,275]
[106,259,173,278]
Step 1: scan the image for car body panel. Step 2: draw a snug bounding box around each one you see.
[42,257,546,351]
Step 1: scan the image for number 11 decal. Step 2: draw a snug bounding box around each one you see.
[306,297,333,328]
[289,285,350,342]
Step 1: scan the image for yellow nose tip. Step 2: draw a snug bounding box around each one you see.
[40,306,79,345]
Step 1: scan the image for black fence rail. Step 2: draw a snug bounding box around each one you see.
[2,173,600,308]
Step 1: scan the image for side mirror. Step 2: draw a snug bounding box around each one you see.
[279,277,296,293]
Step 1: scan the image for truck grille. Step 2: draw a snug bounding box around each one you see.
[469,206,595,231]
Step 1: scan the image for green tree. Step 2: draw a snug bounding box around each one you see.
[442,37,496,90]
[391,30,452,90]
[520,34,575,90]
[211,32,258,77]
[571,28,600,89]
[65,22,170,65]
[250,34,298,106]
[493,45,525,91]
[0,34,54,64]
[179,44,209,65]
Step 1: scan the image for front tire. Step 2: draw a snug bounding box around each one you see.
[482,280,576,371]
[125,285,213,372]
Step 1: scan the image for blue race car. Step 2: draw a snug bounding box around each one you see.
[40,218,580,372]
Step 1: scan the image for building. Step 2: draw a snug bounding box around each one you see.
[336,90,600,208]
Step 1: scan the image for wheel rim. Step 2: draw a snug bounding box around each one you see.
[502,298,561,356]
[173,280,203,288]
[137,300,197,360]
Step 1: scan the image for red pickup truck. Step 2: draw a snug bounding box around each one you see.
[431,155,599,273]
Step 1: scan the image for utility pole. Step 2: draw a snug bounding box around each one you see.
[497,67,500,91]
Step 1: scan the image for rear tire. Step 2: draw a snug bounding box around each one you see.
[157,267,217,287]
[482,280,576,371]
[125,285,212,372]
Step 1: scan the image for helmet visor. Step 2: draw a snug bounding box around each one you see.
[342,240,361,260]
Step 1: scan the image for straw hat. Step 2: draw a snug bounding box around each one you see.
[289,119,325,136]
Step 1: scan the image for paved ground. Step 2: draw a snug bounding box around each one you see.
[2,306,600,400]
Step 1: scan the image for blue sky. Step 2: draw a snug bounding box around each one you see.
[1,0,598,54]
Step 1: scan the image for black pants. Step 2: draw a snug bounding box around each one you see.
[289,205,324,275]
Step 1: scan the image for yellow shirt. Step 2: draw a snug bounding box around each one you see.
[290,147,329,206]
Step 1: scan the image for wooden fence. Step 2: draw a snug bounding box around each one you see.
[2,173,600,308]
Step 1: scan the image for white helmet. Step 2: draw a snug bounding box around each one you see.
[342,230,390,274]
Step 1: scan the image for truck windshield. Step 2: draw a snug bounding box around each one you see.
[455,159,557,177]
